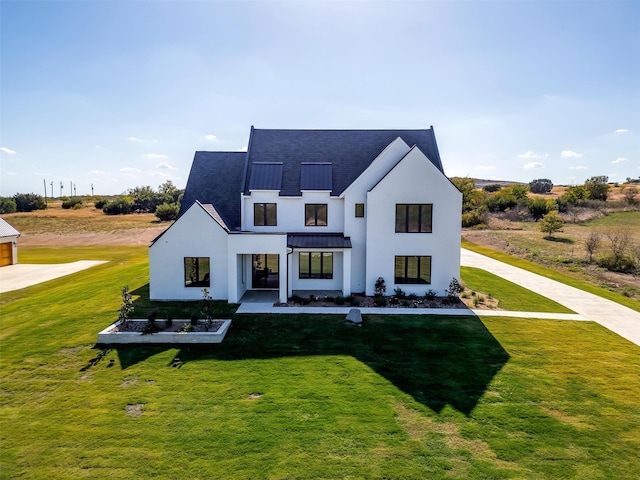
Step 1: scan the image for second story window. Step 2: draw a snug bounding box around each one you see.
[254,203,277,226]
[395,204,432,233]
[305,203,328,226]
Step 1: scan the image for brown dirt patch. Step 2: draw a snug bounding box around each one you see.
[125,403,144,418]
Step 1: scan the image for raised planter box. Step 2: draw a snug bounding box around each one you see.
[97,319,232,345]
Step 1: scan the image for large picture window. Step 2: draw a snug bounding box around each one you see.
[254,203,277,226]
[395,204,432,233]
[184,257,210,287]
[394,256,431,284]
[305,204,328,226]
[299,252,333,279]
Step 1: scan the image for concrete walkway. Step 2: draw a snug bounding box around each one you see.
[235,302,587,320]
[461,248,640,346]
[0,261,108,293]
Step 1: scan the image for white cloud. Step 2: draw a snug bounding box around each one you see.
[204,134,217,141]
[612,158,628,164]
[518,150,542,159]
[569,166,588,170]
[236,146,248,152]
[475,165,496,171]
[4,172,17,176]
[92,170,107,175]
[128,136,157,143]
[120,167,141,173]
[143,153,168,159]
[95,145,101,149]
[524,162,544,169]
[561,150,583,158]
[156,162,177,170]
[615,129,629,133]
[0,146,17,155]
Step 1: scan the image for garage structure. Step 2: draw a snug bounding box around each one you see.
[0,218,20,267]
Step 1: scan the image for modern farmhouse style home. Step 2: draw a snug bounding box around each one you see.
[149,127,462,303]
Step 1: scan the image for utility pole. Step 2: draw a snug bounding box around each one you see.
[50,181,53,200]
[60,181,63,198]
[73,183,76,197]
[70,181,73,197]
[43,179,48,209]
[91,183,94,196]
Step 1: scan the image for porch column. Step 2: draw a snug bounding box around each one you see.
[227,254,239,303]
[342,248,352,297]
[278,251,288,303]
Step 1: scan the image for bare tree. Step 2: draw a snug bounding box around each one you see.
[622,185,638,206]
[585,231,601,263]
[607,229,632,265]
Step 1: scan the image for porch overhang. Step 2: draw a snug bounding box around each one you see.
[287,233,352,249]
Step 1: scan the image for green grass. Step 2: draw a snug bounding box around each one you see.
[2,247,639,478]
[460,267,574,313]
[462,239,640,313]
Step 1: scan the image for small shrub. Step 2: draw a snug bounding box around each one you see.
[389,296,399,305]
[401,300,410,307]
[166,315,173,328]
[0,197,17,214]
[407,293,418,301]
[190,314,199,326]
[180,323,193,333]
[462,209,486,228]
[94,198,108,209]
[446,278,464,300]
[103,197,134,215]
[201,288,213,330]
[62,197,83,209]
[155,202,179,221]
[13,193,46,212]
[374,296,388,307]
[483,184,502,192]
[393,287,406,299]
[374,277,386,297]
[335,295,345,305]
[425,289,437,301]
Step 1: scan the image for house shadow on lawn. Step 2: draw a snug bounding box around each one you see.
[136,313,510,416]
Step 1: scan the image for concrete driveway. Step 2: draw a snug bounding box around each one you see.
[461,249,640,347]
[0,261,108,293]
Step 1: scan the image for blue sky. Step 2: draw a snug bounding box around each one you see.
[1,0,639,197]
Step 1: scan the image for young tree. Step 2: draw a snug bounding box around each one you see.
[585,231,601,262]
[539,211,563,238]
[528,197,553,221]
[529,178,553,194]
[584,176,609,201]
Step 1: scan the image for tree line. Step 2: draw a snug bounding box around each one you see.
[0,180,184,221]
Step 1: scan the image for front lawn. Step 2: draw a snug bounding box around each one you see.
[1,246,639,479]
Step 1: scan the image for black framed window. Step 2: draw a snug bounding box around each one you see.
[184,257,210,287]
[395,204,432,233]
[299,252,333,279]
[305,204,328,226]
[355,203,365,218]
[394,256,431,284]
[254,203,277,226]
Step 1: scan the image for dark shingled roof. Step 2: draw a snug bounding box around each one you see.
[180,127,443,231]
[243,128,443,196]
[248,162,283,191]
[179,151,246,230]
[287,233,352,249]
[300,163,332,191]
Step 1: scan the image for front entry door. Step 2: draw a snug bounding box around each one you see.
[252,254,279,289]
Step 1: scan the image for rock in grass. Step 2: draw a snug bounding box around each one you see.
[345,308,362,324]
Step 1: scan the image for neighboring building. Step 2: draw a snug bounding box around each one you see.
[149,127,462,303]
[0,218,20,267]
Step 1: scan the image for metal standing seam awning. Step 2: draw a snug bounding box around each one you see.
[287,233,352,249]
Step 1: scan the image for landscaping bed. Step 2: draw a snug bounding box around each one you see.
[278,293,469,309]
[97,319,231,344]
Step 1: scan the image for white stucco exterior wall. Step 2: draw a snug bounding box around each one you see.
[242,191,344,233]
[342,137,412,292]
[365,147,462,296]
[149,203,229,301]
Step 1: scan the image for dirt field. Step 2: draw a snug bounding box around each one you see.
[4,203,168,247]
